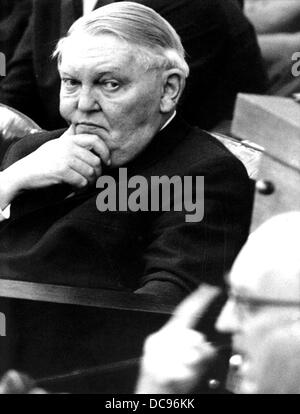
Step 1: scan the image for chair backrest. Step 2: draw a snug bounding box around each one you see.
[210,131,263,180]
[231,93,300,231]
[0,104,43,165]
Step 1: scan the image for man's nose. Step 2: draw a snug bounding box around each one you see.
[215,300,240,334]
[77,87,100,112]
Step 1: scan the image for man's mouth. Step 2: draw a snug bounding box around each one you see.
[75,122,106,134]
[77,122,101,127]
[230,342,248,368]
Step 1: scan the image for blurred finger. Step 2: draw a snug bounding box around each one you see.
[168,284,221,330]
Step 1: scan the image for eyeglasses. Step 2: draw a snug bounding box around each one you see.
[227,291,300,319]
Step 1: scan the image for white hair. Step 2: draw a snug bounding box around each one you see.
[53,1,189,78]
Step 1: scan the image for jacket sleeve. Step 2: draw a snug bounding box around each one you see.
[135,154,253,303]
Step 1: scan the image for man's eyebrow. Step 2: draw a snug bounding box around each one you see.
[223,274,252,296]
[59,67,123,78]
[95,67,123,76]
[59,71,72,77]
[59,69,78,77]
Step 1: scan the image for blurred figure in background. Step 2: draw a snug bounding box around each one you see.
[137,212,300,394]
[0,0,266,131]
[3,213,300,395]
[216,212,300,393]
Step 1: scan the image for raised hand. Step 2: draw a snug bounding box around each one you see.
[136,284,220,394]
[15,125,111,190]
[0,125,111,209]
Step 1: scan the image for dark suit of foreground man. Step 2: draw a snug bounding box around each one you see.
[0,2,252,304]
[0,0,266,130]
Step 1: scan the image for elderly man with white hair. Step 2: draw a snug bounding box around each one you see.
[136,212,300,394]
[0,0,266,132]
[0,2,252,304]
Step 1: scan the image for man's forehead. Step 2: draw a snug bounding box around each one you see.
[60,33,137,68]
[228,234,300,301]
[59,61,125,76]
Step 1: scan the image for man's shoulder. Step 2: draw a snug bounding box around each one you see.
[177,125,248,175]
[2,129,66,169]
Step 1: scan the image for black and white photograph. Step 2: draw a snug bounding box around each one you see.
[0,0,300,397]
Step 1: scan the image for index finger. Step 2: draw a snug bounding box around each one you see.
[74,134,111,166]
[168,284,221,330]
[62,124,76,136]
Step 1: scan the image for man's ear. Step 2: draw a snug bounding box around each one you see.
[160,69,186,114]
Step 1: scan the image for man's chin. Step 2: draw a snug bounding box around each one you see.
[239,377,258,394]
[228,350,260,394]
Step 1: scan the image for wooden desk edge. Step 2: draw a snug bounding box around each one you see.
[0,279,175,315]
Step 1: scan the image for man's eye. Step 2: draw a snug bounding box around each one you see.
[102,80,120,91]
[241,302,262,316]
[62,78,80,88]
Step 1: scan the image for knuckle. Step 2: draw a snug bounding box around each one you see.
[93,157,101,167]
[80,178,88,188]
[87,167,95,177]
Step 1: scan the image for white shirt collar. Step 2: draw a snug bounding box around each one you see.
[160,111,176,132]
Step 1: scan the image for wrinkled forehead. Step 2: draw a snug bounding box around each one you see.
[59,32,138,68]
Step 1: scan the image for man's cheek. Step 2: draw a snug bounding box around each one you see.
[59,100,73,121]
[126,101,156,127]
[114,92,156,121]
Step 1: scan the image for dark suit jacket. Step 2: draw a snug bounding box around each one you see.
[0,0,266,131]
[0,0,32,69]
[0,117,253,302]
